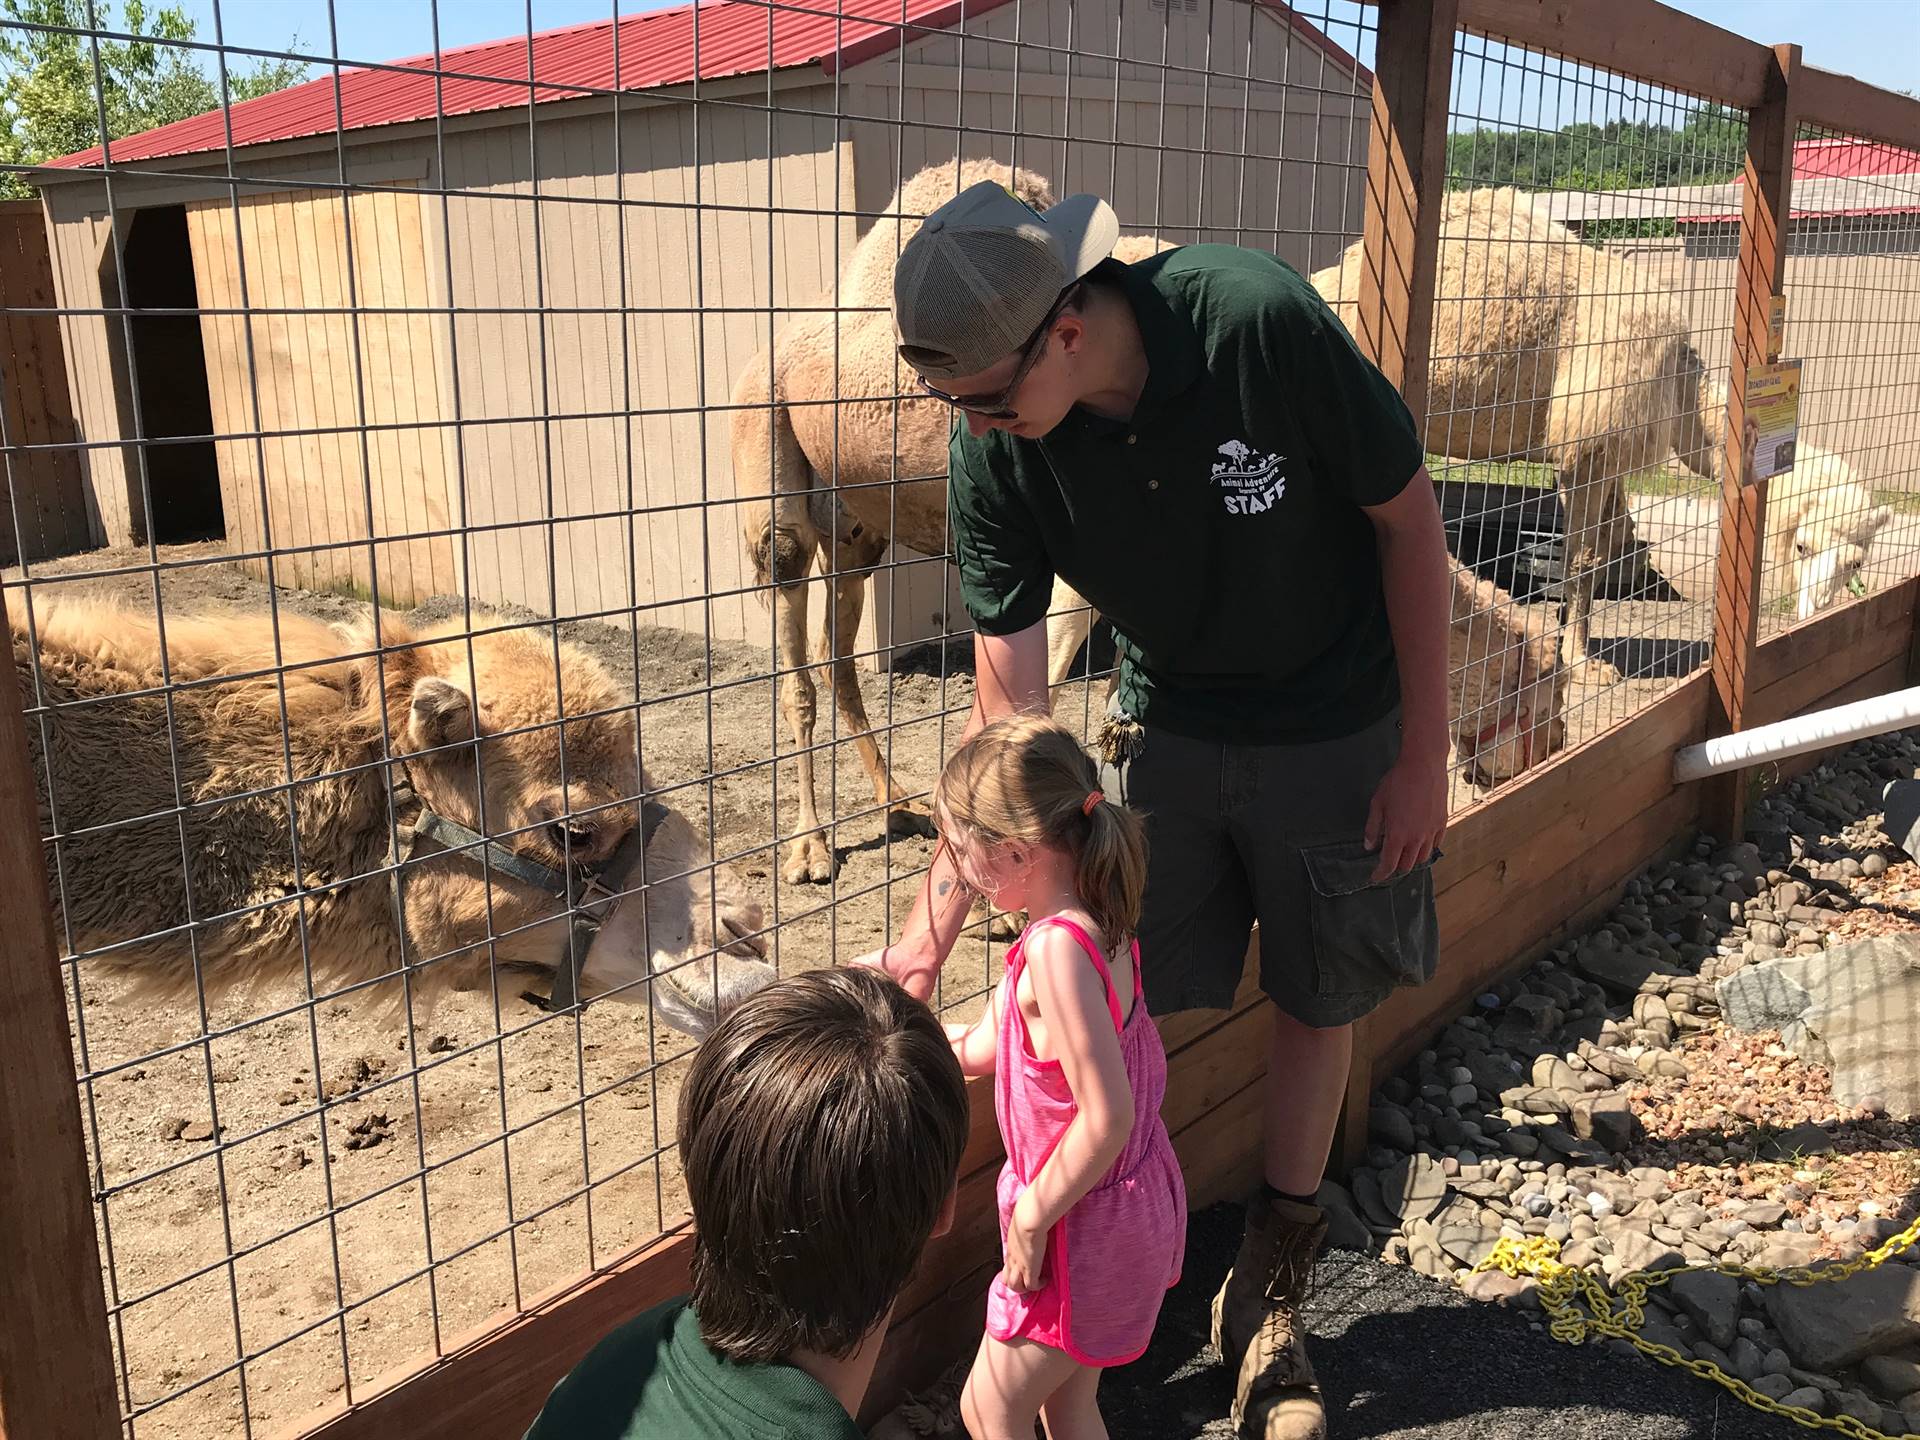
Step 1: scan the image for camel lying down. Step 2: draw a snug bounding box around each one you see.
[15,601,777,1038]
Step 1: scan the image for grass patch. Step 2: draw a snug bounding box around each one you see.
[1626,471,1717,500]
[1428,452,1715,500]
[1425,453,1554,489]
[1873,488,1920,517]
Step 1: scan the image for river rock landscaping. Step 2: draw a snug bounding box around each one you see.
[1327,730,1920,1436]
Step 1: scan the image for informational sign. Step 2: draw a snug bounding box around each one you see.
[1743,359,1802,485]
[1767,294,1786,359]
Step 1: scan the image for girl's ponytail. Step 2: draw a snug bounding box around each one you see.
[1075,791,1147,949]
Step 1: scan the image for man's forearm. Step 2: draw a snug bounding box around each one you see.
[886,695,992,996]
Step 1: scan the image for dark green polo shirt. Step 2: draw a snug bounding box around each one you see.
[521,1297,866,1440]
[948,243,1425,744]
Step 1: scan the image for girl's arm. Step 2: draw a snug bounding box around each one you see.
[1004,925,1134,1283]
[944,990,999,1078]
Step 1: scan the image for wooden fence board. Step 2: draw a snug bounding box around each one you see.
[1749,580,1917,697]
[1455,0,1772,109]
[1796,66,1920,151]
[0,583,119,1440]
[286,1228,694,1440]
[1748,609,1912,729]
[1704,42,1799,841]
[1368,784,1706,1079]
[0,201,92,566]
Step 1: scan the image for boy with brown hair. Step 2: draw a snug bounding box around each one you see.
[522,966,971,1439]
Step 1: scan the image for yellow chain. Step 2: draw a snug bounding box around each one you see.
[1471,1213,1920,1439]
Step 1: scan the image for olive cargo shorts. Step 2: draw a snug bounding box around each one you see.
[1097,703,1440,1027]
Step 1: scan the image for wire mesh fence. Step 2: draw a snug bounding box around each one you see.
[1,1,1375,1434]
[5,2,1920,1437]
[1422,28,1746,795]
[1760,125,1920,639]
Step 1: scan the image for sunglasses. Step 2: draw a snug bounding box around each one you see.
[917,287,1075,420]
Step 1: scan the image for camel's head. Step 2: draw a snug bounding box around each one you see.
[1790,493,1892,622]
[363,619,772,1033]
[376,621,642,873]
[1448,574,1570,789]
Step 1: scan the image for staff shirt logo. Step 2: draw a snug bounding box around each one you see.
[1211,438,1286,515]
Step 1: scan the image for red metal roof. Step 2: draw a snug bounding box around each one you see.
[1789,136,1920,179]
[1674,136,1920,224]
[44,0,1366,172]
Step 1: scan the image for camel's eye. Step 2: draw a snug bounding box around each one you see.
[1795,542,1810,557]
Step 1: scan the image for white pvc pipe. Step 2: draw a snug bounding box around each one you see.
[1673,685,1920,784]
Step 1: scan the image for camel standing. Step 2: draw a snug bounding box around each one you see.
[735,162,1569,885]
[731,157,1161,884]
[1311,186,1725,685]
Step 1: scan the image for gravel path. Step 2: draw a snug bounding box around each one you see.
[1103,1202,1808,1439]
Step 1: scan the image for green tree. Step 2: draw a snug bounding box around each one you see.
[1445,102,1747,195]
[0,0,307,198]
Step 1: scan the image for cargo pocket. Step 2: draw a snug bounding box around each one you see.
[1300,840,1440,998]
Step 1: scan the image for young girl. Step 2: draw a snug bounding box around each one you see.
[937,714,1186,1440]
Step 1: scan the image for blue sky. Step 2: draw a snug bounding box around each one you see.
[168,0,1916,117]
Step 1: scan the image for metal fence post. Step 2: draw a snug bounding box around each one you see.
[1333,0,1457,1172]
[0,581,120,1440]
[1703,42,1801,842]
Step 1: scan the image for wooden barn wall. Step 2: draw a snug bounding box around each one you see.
[36,143,437,568]
[433,84,853,642]
[0,201,92,565]
[845,0,1369,272]
[186,183,462,605]
[839,3,1369,653]
[39,185,134,548]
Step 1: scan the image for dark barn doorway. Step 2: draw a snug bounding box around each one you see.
[113,205,223,544]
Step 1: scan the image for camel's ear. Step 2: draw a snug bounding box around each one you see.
[408,677,475,749]
[1867,505,1894,539]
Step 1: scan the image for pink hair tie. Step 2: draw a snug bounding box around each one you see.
[1082,790,1104,817]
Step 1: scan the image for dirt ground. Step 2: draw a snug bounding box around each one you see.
[8,539,1722,1438]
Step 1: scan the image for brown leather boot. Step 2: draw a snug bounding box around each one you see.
[1210,1193,1329,1440]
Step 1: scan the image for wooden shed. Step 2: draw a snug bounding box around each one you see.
[32,0,1368,649]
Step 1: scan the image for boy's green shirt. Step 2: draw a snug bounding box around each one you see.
[522,1296,866,1440]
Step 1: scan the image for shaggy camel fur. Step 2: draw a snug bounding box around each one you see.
[17,602,775,1037]
[1764,443,1893,621]
[735,163,1573,882]
[1311,186,1724,685]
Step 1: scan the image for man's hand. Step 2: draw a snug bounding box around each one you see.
[849,943,939,1001]
[1364,750,1447,883]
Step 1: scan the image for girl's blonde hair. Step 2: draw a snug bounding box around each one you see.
[933,713,1148,948]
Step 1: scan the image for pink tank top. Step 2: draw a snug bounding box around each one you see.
[985,916,1187,1367]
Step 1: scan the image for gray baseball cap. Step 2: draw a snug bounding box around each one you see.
[892,179,1119,381]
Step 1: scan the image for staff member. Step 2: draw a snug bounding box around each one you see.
[861,180,1451,1440]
